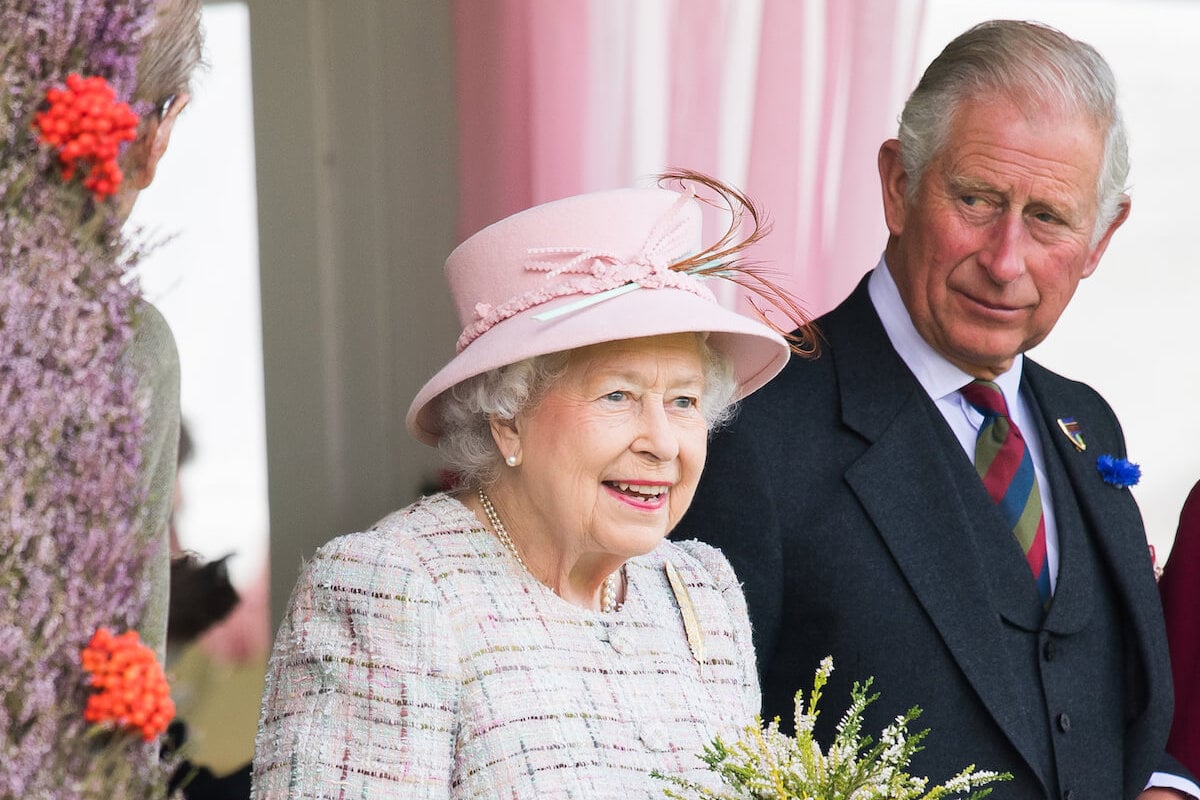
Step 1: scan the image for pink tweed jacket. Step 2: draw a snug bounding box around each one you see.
[251,493,760,798]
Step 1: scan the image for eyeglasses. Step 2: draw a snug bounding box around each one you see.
[156,94,178,121]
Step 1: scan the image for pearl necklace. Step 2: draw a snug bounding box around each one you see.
[478,488,621,613]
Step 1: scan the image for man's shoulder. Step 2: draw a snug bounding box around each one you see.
[1021,357,1131,465]
[1022,357,1119,419]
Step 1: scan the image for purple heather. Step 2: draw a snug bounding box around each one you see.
[0,0,175,797]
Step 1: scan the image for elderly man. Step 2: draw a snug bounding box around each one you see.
[678,20,1195,800]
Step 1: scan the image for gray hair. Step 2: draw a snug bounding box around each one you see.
[897,19,1128,243]
[438,335,739,487]
[135,0,205,104]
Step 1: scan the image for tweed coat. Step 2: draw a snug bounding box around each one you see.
[251,493,759,798]
[676,274,1179,799]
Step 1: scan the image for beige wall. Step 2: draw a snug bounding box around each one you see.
[248,1,460,629]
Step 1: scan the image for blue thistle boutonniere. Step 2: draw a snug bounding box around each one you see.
[1097,454,1140,488]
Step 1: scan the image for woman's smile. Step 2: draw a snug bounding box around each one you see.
[603,480,671,510]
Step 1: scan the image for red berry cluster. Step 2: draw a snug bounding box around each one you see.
[33,73,140,200]
[80,628,175,742]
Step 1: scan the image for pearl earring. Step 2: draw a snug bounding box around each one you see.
[506,455,518,467]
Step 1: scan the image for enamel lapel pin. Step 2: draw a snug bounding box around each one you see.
[1056,417,1086,452]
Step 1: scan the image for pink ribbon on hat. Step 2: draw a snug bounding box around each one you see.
[455,190,717,353]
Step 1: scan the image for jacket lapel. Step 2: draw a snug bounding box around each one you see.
[1022,362,1173,791]
[1022,363,1151,598]
[831,280,1048,787]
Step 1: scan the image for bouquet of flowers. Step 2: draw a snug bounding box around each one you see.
[658,658,1010,800]
[0,1,177,797]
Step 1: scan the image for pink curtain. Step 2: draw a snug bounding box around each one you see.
[452,0,926,316]
[665,0,730,179]
[746,0,926,316]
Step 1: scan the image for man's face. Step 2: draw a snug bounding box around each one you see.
[879,95,1129,380]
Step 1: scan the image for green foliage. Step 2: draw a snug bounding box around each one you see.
[656,657,1010,800]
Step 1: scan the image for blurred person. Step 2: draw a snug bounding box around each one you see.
[1161,481,1200,777]
[251,172,809,797]
[166,420,246,659]
[678,20,1195,800]
[120,0,205,657]
[167,419,270,665]
[165,421,258,800]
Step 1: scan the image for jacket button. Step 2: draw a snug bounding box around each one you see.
[608,630,632,654]
[1057,713,1071,732]
[1063,790,1074,800]
[639,723,669,751]
[1043,640,1057,661]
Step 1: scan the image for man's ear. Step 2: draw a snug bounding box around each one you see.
[1081,194,1131,279]
[878,138,909,237]
[129,92,190,191]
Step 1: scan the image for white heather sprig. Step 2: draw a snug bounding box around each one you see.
[655,658,1011,800]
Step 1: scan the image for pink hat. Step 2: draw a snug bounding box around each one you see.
[406,181,792,445]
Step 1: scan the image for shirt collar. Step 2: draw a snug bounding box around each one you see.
[867,256,1024,405]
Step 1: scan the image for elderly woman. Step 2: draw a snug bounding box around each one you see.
[251,173,807,797]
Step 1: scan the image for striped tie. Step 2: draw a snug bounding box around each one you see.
[960,380,1051,604]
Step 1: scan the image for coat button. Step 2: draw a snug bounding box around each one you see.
[1063,790,1075,800]
[1043,639,1057,661]
[1057,712,1071,732]
[609,628,638,652]
[639,723,669,751]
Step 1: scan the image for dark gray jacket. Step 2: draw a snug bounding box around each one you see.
[677,273,1180,799]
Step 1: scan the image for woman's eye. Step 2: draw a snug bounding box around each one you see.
[603,391,628,403]
[672,396,698,410]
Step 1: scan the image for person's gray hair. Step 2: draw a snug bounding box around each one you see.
[438,335,739,488]
[135,0,205,104]
[897,19,1128,244]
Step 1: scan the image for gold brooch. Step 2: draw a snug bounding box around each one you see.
[664,559,705,673]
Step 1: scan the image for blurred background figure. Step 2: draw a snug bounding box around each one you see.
[113,0,206,659]
[166,421,264,799]
[130,3,270,780]
[1160,481,1200,777]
